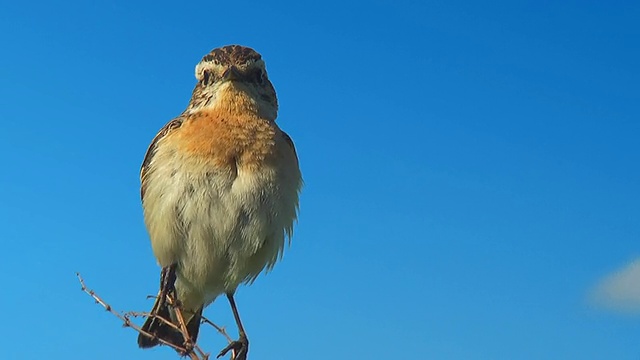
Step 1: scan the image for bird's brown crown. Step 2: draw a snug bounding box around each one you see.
[201,45,262,67]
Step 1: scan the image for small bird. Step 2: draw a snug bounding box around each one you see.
[137,45,302,359]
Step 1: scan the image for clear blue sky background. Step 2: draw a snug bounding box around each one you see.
[0,1,638,359]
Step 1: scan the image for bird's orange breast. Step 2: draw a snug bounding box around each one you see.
[169,109,277,171]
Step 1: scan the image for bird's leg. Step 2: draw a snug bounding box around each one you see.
[160,264,178,301]
[216,293,249,360]
[161,264,196,353]
[139,264,188,351]
[146,264,177,323]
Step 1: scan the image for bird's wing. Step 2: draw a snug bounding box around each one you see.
[140,117,184,200]
[280,130,299,164]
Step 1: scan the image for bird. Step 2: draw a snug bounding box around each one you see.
[137,45,302,359]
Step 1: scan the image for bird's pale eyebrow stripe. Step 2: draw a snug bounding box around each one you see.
[140,117,183,199]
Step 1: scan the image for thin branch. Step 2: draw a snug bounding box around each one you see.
[127,311,183,332]
[127,310,211,359]
[166,296,211,360]
[76,272,213,360]
[202,315,234,343]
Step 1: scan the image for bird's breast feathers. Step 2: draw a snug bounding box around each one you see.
[141,109,301,291]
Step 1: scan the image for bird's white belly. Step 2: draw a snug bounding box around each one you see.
[143,155,298,309]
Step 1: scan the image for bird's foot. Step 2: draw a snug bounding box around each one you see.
[217,335,248,360]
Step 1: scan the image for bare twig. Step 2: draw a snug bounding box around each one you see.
[129,309,233,344]
[165,296,210,359]
[76,272,227,360]
[202,315,234,343]
[126,311,183,333]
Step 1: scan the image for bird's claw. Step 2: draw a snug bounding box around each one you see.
[217,336,248,360]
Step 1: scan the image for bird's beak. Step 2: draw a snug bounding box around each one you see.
[222,66,242,81]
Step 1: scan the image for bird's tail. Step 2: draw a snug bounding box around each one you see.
[137,292,203,350]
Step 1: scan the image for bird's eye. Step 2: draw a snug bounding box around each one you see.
[202,70,215,84]
[254,69,265,84]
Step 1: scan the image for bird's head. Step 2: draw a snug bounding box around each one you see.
[188,45,278,120]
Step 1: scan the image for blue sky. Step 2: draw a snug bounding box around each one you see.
[0,1,638,359]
